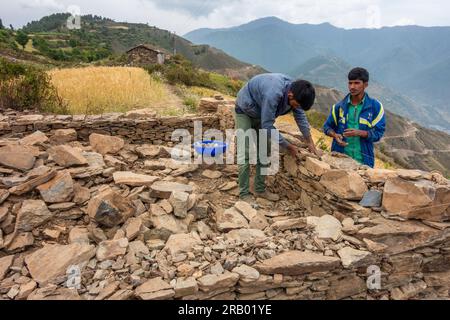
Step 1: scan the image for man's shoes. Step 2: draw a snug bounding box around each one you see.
[255,190,280,202]
[240,194,256,205]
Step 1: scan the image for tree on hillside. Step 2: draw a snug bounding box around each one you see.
[15,31,29,50]
[0,19,4,29]
[9,24,14,31]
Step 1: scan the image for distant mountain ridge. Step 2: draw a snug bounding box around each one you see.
[185,17,450,132]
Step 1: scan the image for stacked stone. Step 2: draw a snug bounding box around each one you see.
[0,110,219,145]
[198,97,236,116]
[1,109,449,301]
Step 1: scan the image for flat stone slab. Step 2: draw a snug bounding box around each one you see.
[216,207,249,232]
[113,172,159,186]
[0,147,36,171]
[25,243,96,285]
[150,181,193,199]
[255,251,341,275]
[337,247,372,269]
[359,190,383,208]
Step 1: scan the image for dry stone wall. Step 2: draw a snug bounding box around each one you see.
[0,102,449,300]
[0,110,219,145]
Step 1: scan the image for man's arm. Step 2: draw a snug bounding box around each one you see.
[260,95,289,148]
[260,96,302,157]
[366,102,386,143]
[292,108,319,154]
[324,104,348,147]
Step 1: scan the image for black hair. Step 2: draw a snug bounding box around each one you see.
[348,67,369,83]
[291,79,316,111]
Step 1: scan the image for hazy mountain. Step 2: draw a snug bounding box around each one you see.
[185,17,450,131]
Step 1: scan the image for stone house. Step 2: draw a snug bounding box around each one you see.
[126,44,166,66]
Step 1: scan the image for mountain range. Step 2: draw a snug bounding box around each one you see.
[185,17,450,133]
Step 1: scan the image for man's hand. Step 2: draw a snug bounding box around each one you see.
[286,144,298,157]
[331,132,348,147]
[343,129,369,139]
[307,141,322,156]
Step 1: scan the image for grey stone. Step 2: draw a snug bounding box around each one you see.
[359,190,383,208]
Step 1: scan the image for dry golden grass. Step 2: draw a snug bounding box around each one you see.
[187,86,234,100]
[48,66,173,115]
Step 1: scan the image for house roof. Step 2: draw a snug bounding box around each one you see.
[126,44,166,54]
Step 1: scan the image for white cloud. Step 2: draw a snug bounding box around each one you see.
[393,18,416,26]
[19,0,65,10]
[0,0,449,33]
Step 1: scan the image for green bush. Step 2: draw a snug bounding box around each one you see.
[0,57,68,113]
[15,31,29,50]
[145,54,244,96]
[0,29,18,50]
[316,136,329,152]
[183,95,199,113]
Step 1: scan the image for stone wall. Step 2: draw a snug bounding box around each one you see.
[255,153,450,300]
[0,110,219,146]
[0,105,449,300]
[127,47,164,66]
[191,101,450,300]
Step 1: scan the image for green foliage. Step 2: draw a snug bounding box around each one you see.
[145,54,244,96]
[0,29,18,50]
[31,34,111,62]
[0,57,68,113]
[316,136,329,152]
[23,13,71,33]
[24,14,114,33]
[15,31,29,49]
[183,95,199,113]
[68,39,78,47]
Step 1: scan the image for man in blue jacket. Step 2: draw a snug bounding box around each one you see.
[235,73,319,203]
[323,68,386,168]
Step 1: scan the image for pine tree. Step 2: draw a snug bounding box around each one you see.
[0,19,4,29]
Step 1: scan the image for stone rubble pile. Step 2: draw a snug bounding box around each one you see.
[0,109,449,301]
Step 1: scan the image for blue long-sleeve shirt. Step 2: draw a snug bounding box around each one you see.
[235,73,311,148]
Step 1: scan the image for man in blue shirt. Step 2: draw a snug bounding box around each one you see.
[235,73,318,203]
[323,68,386,168]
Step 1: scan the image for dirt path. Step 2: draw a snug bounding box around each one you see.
[384,122,419,139]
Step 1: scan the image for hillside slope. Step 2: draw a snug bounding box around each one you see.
[17,13,265,79]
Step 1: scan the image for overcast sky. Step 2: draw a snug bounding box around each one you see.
[1,0,450,34]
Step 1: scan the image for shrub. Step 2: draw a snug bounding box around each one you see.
[316,136,329,152]
[145,54,244,96]
[15,31,29,50]
[0,29,18,50]
[0,57,68,113]
[183,95,199,113]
